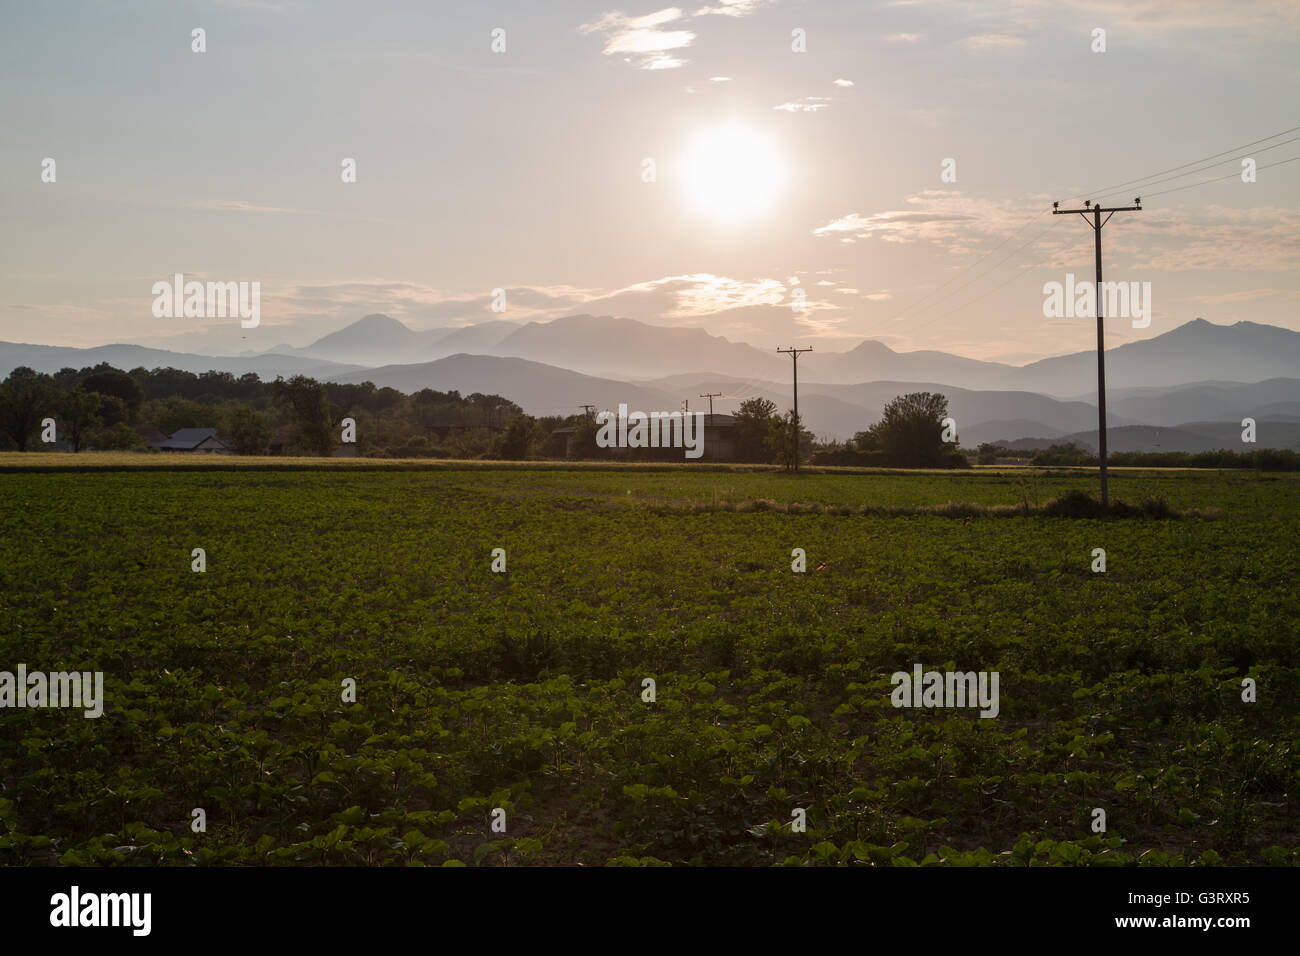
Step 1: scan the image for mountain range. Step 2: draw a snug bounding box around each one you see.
[241,313,1300,395]
[4,315,1298,451]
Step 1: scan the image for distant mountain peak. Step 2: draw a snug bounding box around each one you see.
[354,313,409,329]
[308,313,418,349]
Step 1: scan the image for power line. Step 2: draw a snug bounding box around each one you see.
[870,125,1300,331]
[1080,124,1300,197]
[1139,153,1300,198]
[877,210,1051,325]
[888,218,1058,329]
[1091,135,1300,204]
[905,223,1060,332]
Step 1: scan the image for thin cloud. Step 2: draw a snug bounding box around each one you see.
[814,192,1035,246]
[694,0,777,16]
[579,8,695,70]
[775,96,831,112]
[189,199,300,213]
[964,34,1026,50]
[1191,288,1298,304]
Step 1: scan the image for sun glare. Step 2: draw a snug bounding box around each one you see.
[680,124,786,225]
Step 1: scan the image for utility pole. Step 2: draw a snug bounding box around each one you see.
[577,404,596,419]
[1052,197,1141,507]
[777,347,813,472]
[699,392,721,417]
[682,399,689,415]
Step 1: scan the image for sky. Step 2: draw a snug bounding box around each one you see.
[1,0,1298,363]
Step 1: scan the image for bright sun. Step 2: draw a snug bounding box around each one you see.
[680,124,786,225]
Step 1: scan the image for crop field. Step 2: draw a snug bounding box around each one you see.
[1,462,1296,866]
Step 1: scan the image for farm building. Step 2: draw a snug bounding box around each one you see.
[553,413,737,461]
[152,427,230,454]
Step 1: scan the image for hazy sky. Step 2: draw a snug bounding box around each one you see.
[2,0,1298,363]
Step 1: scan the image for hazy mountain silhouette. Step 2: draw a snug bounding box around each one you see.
[1006,319,1300,394]
[430,320,521,354]
[330,353,675,416]
[7,315,1299,452]
[814,339,1016,389]
[256,314,520,367]
[488,314,793,380]
[0,341,363,380]
[262,314,1300,396]
[994,422,1300,454]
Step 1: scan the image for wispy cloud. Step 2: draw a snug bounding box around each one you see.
[774,96,831,112]
[1191,287,1298,304]
[188,199,300,213]
[1121,204,1300,272]
[579,8,695,70]
[814,191,1049,248]
[964,33,1026,50]
[693,0,777,17]
[581,1,777,69]
[1045,0,1300,32]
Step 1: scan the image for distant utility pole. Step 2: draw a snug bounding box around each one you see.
[777,347,813,473]
[578,404,596,419]
[699,392,722,417]
[682,399,689,414]
[1052,197,1142,507]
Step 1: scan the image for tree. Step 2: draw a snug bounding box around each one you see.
[733,396,778,462]
[766,410,813,471]
[569,415,601,459]
[499,414,540,460]
[89,422,149,452]
[224,406,271,455]
[272,376,334,456]
[873,392,950,467]
[1031,442,1091,466]
[444,427,494,460]
[60,388,102,452]
[150,396,218,434]
[853,428,882,452]
[0,367,56,451]
[81,366,144,424]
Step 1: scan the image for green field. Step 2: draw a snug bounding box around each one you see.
[1,461,1296,866]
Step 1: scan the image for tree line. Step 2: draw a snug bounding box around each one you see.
[0,366,972,466]
[22,366,1228,469]
[0,364,522,458]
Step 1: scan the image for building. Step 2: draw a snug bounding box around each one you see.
[152,427,230,454]
[553,413,737,461]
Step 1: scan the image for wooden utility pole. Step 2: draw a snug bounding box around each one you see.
[699,392,721,417]
[1051,197,1142,507]
[777,347,813,472]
